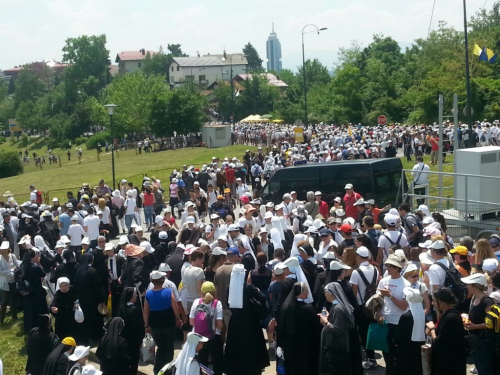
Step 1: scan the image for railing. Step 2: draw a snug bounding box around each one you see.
[402,169,500,239]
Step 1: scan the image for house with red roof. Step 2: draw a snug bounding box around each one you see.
[115,49,155,74]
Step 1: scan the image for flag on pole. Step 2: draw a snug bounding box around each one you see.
[474,43,498,64]
[473,43,483,56]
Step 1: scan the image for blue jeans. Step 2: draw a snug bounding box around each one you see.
[125,214,135,231]
[144,205,154,227]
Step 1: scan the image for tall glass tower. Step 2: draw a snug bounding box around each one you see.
[266,23,282,73]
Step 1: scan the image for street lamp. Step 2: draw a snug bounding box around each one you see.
[104,104,118,190]
[462,0,474,148]
[302,24,327,131]
[222,52,247,123]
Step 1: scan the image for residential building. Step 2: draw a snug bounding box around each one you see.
[234,73,288,89]
[169,53,248,86]
[2,60,68,82]
[266,23,282,73]
[115,49,155,74]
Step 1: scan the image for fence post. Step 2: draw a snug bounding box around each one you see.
[96,149,100,161]
[465,175,470,237]
[58,155,62,167]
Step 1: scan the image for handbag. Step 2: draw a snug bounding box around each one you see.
[141,333,156,363]
[366,322,389,353]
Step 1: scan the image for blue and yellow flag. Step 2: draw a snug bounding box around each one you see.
[474,43,498,64]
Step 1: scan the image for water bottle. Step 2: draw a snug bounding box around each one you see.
[321,307,327,316]
[425,335,432,347]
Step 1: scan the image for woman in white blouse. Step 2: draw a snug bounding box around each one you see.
[0,240,21,324]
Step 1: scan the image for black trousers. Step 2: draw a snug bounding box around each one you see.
[197,334,224,375]
[355,307,375,360]
[382,323,398,375]
[151,326,175,375]
[413,186,426,206]
[0,283,18,324]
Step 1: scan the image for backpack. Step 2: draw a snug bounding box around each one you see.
[193,298,218,339]
[404,213,424,246]
[485,302,500,362]
[366,230,381,258]
[16,267,34,296]
[357,268,378,319]
[36,191,43,204]
[434,261,468,304]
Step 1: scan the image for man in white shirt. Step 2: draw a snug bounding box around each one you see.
[235,178,249,201]
[317,229,338,260]
[411,156,430,205]
[124,191,138,231]
[83,207,100,248]
[376,254,410,375]
[428,240,452,294]
[67,216,85,254]
[377,214,409,269]
[350,246,378,368]
[29,185,37,203]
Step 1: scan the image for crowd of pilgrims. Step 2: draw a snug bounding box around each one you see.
[1,150,500,375]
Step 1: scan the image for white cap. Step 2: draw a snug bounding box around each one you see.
[186,216,195,224]
[158,263,172,272]
[68,346,90,361]
[104,243,115,252]
[314,191,322,196]
[419,250,435,265]
[150,271,166,280]
[430,240,445,250]
[81,365,102,375]
[228,224,240,232]
[384,214,399,226]
[334,197,342,203]
[274,262,287,275]
[461,273,487,286]
[55,240,66,249]
[70,216,78,221]
[0,241,10,250]
[355,246,370,258]
[118,235,129,245]
[159,231,168,240]
[81,237,91,245]
[344,183,353,189]
[329,260,351,270]
[212,247,227,256]
[140,241,154,253]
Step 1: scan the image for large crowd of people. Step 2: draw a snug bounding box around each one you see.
[1,124,500,375]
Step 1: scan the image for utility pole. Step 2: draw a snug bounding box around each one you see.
[463,0,474,148]
[438,94,444,209]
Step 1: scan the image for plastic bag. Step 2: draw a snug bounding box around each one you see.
[74,303,84,323]
[141,333,156,363]
[366,322,389,353]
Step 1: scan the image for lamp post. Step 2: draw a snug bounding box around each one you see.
[222,52,246,123]
[302,24,327,131]
[462,0,474,148]
[104,104,118,190]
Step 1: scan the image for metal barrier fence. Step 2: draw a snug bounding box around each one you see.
[45,187,81,204]
[402,169,500,239]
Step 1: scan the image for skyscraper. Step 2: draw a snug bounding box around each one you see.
[266,23,282,73]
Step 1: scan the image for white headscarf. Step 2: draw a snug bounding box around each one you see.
[56,277,70,292]
[173,332,207,375]
[271,216,285,241]
[403,287,425,342]
[283,258,314,304]
[290,234,307,258]
[269,228,283,251]
[34,235,49,252]
[228,264,245,309]
[240,236,257,268]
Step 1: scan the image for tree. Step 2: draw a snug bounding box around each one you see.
[0,151,23,178]
[62,34,111,105]
[243,43,263,72]
[13,67,45,110]
[102,72,170,135]
[7,78,15,95]
[143,44,188,82]
[15,100,40,131]
[0,79,7,102]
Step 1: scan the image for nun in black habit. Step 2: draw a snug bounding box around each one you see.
[41,337,76,375]
[117,287,145,375]
[318,282,355,375]
[25,314,60,375]
[73,253,106,344]
[50,249,78,285]
[223,263,270,375]
[50,277,79,340]
[394,287,425,375]
[277,281,322,375]
[96,317,131,375]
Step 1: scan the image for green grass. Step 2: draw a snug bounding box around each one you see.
[0,142,258,201]
[0,316,27,374]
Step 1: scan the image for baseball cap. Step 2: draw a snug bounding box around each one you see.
[150,271,166,280]
[240,196,250,204]
[314,191,322,196]
[227,247,240,256]
[472,258,499,272]
[340,223,352,232]
[335,209,345,217]
[319,228,330,237]
[430,240,445,250]
[70,216,78,221]
[159,263,172,272]
[384,214,398,226]
[353,198,365,206]
[490,235,500,248]
[355,246,370,258]
[212,247,227,256]
[385,254,403,268]
[274,262,287,275]
[159,231,168,239]
[81,365,102,375]
[333,197,341,203]
[419,240,433,249]
[344,183,353,189]
[461,273,487,286]
[81,237,90,245]
[68,346,90,361]
[450,246,468,256]
[210,213,220,220]
[140,241,154,254]
[228,224,240,232]
[186,216,195,224]
[104,243,115,252]
[329,260,351,270]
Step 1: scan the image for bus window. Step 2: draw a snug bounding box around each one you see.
[262,181,281,202]
[282,179,320,202]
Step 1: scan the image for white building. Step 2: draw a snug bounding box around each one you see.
[115,49,155,74]
[169,54,248,86]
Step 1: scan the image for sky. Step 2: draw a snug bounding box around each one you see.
[0,0,490,72]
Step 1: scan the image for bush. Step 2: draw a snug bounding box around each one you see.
[0,151,24,178]
[0,136,6,144]
[20,133,29,148]
[86,132,111,150]
[45,137,60,150]
[74,137,88,146]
